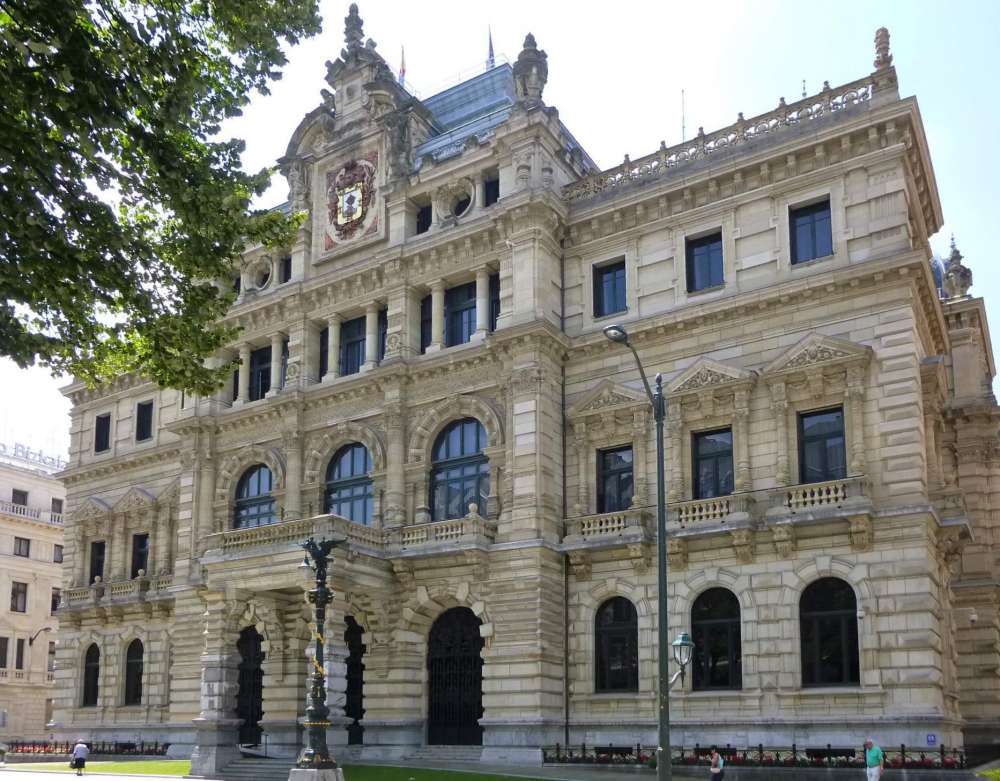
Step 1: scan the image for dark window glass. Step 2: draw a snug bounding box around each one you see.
[130,533,149,579]
[597,446,633,513]
[489,273,500,332]
[135,400,154,442]
[0,637,7,668]
[319,327,329,380]
[249,346,271,401]
[233,275,242,295]
[233,464,277,529]
[453,194,471,216]
[340,316,366,376]
[798,408,846,484]
[280,339,289,388]
[593,260,626,317]
[13,537,30,558]
[89,541,106,583]
[51,587,61,614]
[279,255,292,283]
[595,597,638,692]
[692,588,742,690]
[15,638,25,670]
[430,419,489,521]
[51,498,63,515]
[445,282,477,347]
[416,204,432,234]
[94,414,111,453]
[484,177,500,207]
[378,308,388,361]
[420,295,432,353]
[82,644,100,707]
[324,444,374,525]
[10,582,27,612]
[790,199,833,264]
[693,429,734,499]
[53,544,63,563]
[800,577,859,687]
[686,232,724,292]
[232,368,240,402]
[124,639,143,706]
[11,489,27,506]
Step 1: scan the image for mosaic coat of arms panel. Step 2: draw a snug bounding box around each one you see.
[325,152,379,250]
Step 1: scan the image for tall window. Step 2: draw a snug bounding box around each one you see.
[416,203,432,234]
[445,282,477,346]
[130,533,149,578]
[48,641,56,673]
[279,255,292,283]
[340,316,366,376]
[420,295,432,353]
[691,588,742,690]
[790,199,832,264]
[135,400,154,442]
[798,408,846,483]
[233,465,277,529]
[248,346,272,401]
[593,259,626,318]
[82,644,100,707]
[378,308,388,361]
[0,637,7,668]
[693,429,734,499]
[318,326,329,380]
[94,413,111,453]
[11,488,27,506]
[597,446,633,513]
[324,444,374,525]
[430,419,489,521]
[484,176,500,207]
[124,639,144,706]
[10,582,27,613]
[686,231,724,292]
[89,541,106,583]
[51,588,61,614]
[53,544,63,563]
[595,597,638,692]
[51,498,64,515]
[15,639,25,670]
[489,272,500,332]
[800,577,859,687]
[13,537,30,557]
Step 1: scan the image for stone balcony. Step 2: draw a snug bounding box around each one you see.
[0,499,64,525]
[563,508,650,546]
[62,572,175,611]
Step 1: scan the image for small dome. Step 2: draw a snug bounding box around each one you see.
[929,255,946,298]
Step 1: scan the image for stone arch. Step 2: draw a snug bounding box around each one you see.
[394,582,493,649]
[304,422,387,484]
[77,632,104,708]
[225,597,287,681]
[117,629,147,707]
[791,555,872,606]
[407,395,504,464]
[216,446,287,505]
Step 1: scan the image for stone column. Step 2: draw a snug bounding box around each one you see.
[283,432,302,520]
[198,448,217,539]
[384,403,406,526]
[770,381,790,485]
[428,280,445,352]
[324,315,341,381]
[573,422,589,515]
[236,344,251,404]
[112,515,128,580]
[666,400,683,502]
[734,388,751,492]
[267,333,284,396]
[474,173,486,212]
[846,365,866,476]
[474,268,489,340]
[631,410,648,508]
[153,504,171,574]
[74,527,87,587]
[363,303,379,371]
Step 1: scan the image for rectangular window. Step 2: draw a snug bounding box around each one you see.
[135,400,154,442]
[318,326,329,379]
[790,199,833,264]
[53,544,64,564]
[377,308,388,361]
[10,582,27,613]
[445,282,477,347]
[339,316,366,376]
[280,338,289,388]
[249,346,271,401]
[686,232,724,292]
[489,272,500,332]
[51,498,63,515]
[416,203,432,234]
[484,176,500,207]
[693,428,735,499]
[593,259,627,318]
[232,367,240,402]
[233,274,242,295]
[15,639,25,670]
[798,407,847,484]
[89,541,106,584]
[130,533,149,579]
[94,413,111,453]
[279,255,292,283]
[13,537,30,558]
[48,641,56,672]
[420,295,432,353]
[11,489,28,506]
[51,588,61,614]
[0,637,7,668]
[597,446,634,513]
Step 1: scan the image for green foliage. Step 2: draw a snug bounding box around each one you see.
[0,0,318,393]
[11,760,192,775]
[978,771,1000,780]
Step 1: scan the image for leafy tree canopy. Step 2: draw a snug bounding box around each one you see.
[0,0,320,393]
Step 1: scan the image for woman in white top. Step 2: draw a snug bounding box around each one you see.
[71,740,90,776]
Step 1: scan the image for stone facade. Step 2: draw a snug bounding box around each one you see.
[52,9,1000,771]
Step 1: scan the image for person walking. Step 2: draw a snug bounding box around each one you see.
[71,739,90,776]
[864,738,884,780]
[709,746,725,780]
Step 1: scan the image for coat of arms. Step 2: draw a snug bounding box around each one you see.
[326,153,377,246]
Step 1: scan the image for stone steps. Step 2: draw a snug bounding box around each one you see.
[218,758,294,781]
[402,745,484,763]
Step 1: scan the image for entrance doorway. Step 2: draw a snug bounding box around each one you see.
[427,607,483,745]
[235,626,265,746]
[345,616,365,745]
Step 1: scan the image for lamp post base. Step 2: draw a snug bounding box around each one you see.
[288,769,345,781]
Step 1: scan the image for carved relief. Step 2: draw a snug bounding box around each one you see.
[568,550,592,581]
[325,152,379,250]
[668,538,688,570]
[848,515,873,552]
[731,528,754,563]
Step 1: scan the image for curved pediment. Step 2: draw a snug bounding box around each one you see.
[567,380,647,418]
[764,333,871,376]
[668,358,755,395]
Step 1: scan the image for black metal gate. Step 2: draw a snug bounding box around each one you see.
[235,626,265,746]
[427,607,483,746]
[345,616,365,745]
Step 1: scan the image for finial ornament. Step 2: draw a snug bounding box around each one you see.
[345,3,364,54]
[513,32,548,103]
[943,234,973,298]
[874,26,893,70]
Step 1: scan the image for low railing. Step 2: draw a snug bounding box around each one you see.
[210,517,319,553]
[0,499,64,525]
[670,492,755,528]
[2,740,170,756]
[388,514,496,551]
[564,509,648,541]
[777,476,867,513]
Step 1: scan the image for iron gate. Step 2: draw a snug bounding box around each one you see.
[235,626,265,746]
[345,616,365,745]
[427,607,483,745]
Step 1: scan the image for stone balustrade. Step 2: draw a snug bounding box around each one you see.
[387,514,496,553]
[564,508,648,542]
[669,493,754,528]
[0,499,64,525]
[774,476,869,514]
[61,572,175,611]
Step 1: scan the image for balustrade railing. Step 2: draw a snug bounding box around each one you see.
[0,499,64,525]
[388,514,496,552]
[778,476,867,513]
[565,509,648,541]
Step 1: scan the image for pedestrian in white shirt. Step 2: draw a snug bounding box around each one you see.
[71,740,90,776]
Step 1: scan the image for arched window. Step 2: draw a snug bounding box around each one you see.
[124,639,143,706]
[324,444,374,525]
[800,577,859,687]
[430,419,488,522]
[82,644,100,707]
[233,464,277,529]
[691,588,742,690]
[595,597,638,693]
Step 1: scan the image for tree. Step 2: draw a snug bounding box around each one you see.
[0,0,320,393]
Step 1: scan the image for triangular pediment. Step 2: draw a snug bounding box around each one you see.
[764,333,871,375]
[73,496,112,521]
[668,358,755,395]
[113,486,157,514]
[568,380,647,417]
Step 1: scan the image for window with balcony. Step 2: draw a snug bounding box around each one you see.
[798,407,846,484]
[693,428,734,499]
[339,316,366,376]
[11,488,27,506]
[593,259,626,318]
[10,582,27,613]
[800,577,859,687]
[14,639,25,670]
[596,446,633,513]
[89,541,106,583]
[130,533,149,578]
[124,639,143,706]
[51,498,63,515]
[790,199,833,264]
[248,346,272,401]
[430,418,489,521]
[135,400,154,442]
[51,588,61,614]
[595,597,638,692]
[53,544,63,564]
[686,231,724,292]
[82,644,100,707]
[233,464,277,529]
[324,444,374,525]
[445,282,477,347]
[692,588,742,690]
[94,413,111,453]
[13,537,30,558]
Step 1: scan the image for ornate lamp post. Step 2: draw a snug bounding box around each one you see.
[291,536,346,781]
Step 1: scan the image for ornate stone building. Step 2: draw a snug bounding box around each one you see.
[53,7,1000,772]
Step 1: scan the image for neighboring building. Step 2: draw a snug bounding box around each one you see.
[0,449,66,739]
[52,7,1000,773]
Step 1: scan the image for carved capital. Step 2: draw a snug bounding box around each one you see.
[731,528,754,564]
[848,514,873,552]
[668,538,688,570]
[568,550,591,581]
[771,524,796,558]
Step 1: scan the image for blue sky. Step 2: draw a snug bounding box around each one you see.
[3,0,998,456]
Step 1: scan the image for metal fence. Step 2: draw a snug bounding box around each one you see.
[2,741,169,756]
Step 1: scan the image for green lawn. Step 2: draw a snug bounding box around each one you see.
[3,761,191,776]
[343,768,550,781]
